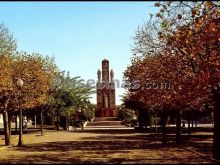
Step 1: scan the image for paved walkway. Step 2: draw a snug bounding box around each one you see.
[0,129,214,164]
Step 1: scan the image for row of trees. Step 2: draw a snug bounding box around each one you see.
[123,1,220,159]
[0,23,95,146]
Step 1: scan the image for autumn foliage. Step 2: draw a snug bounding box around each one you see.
[124,1,220,159]
[0,23,94,146]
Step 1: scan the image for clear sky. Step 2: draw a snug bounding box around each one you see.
[0,2,158,105]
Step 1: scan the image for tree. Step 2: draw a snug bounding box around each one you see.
[0,23,16,55]
[0,24,16,146]
[47,70,95,130]
[6,52,56,146]
[152,1,220,158]
[124,1,219,147]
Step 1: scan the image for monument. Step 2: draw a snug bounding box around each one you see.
[96,59,117,117]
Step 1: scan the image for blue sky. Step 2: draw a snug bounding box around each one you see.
[0,2,158,104]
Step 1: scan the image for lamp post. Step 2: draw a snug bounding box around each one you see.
[17,78,24,146]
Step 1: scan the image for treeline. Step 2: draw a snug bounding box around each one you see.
[0,24,95,146]
[123,1,220,159]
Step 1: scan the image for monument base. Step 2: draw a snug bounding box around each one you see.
[95,108,117,117]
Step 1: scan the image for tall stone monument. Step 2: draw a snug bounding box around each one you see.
[96,59,116,117]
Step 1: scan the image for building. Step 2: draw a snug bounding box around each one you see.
[96,59,117,117]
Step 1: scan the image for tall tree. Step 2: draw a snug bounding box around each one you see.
[0,24,16,146]
[124,1,219,148]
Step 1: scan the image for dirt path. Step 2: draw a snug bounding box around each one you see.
[0,130,214,164]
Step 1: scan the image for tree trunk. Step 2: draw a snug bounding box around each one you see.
[34,115,37,128]
[212,85,220,159]
[176,110,182,144]
[161,114,167,145]
[40,110,44,136]
[155,114,158,134]
[15,115,18,132]
[188,113,191,136]
[138,109,143,129]
[18,108,23,146]
[66,115,68,131]
[56,109,59,131]
[3,110,10,146]
[8,115,12,138]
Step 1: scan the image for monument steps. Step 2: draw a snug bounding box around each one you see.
[93,117,118,121]
[86,121,124,127]
[85,117,129,129]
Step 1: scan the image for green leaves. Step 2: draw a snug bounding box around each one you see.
[0,24,17,56]
[49,70,94,118]
[161,20,169,29]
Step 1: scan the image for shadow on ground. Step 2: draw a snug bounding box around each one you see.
[0,131,214,164]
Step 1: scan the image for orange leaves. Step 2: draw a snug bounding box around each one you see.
[194,16,205,29]
[188,30,193,36]
[194,21,202,30]
[156,13,163,19]
[158,31,165,39]
[198,15,205,22]
[175,32,180,38]
[192,8,199,18]
[0,52,57,112]
[0,55,13,92]
[197,3,202,9]
[205,1,213,9]
[217,72,220,82]
[209,22,217,32]
[125,1,220,112]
